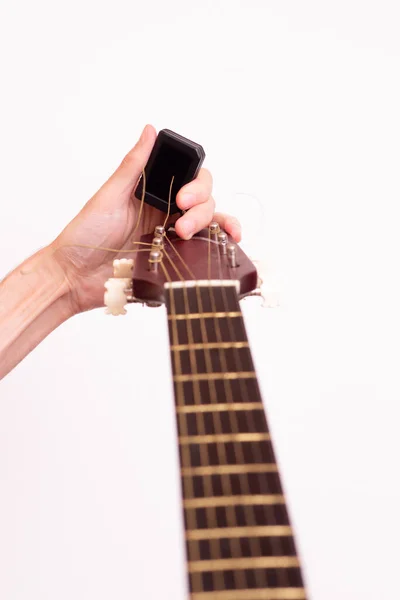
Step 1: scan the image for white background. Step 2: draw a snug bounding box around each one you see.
[1,1,400,598]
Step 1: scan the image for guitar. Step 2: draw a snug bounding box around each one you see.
[104,222,307,600]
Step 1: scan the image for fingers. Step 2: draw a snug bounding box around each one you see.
[100,124,157,202]
[176,168,213,211]
[175,195,216,240]
[212,212,242,242]
[174,165,242,241]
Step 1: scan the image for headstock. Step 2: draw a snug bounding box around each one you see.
[132,223,258,307]
[103,222,261,314]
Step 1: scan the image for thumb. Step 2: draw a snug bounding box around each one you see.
[98,124,157,204]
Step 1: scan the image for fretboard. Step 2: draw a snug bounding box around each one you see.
[165,282,306,600]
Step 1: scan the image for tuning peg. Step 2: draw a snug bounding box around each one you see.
[104,278,130,315]
[113,258,134,278]
[247,258,281,308]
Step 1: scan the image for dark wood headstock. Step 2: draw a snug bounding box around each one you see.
[132,227,258,305]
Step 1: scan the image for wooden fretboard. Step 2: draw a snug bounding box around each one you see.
[165,282,306,600]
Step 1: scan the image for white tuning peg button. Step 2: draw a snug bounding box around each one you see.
[249,258,281,308]
[113,258,134,278]
[104,278,129,316]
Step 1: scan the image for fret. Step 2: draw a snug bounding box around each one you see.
[170,316,247,345]
[183,495,286,509]
[186,526,293,540]
[174,348,254,376]
[182,408,268,436]
[170,286,239,315]
[168,311,242,320]
[188,557,300,572]
[179,433,270,444]
[176,402,264,414]
[185,504,291,530]
[186,534,297,560]
[174,372,256,383]
[171,341,250,351]
[174,379,262,406]
[192,569,304,594]
[165,280,240,288]
[181,464,278,476]
[182,440,276,467]
[191,589,306,599]
[185,472,282,500]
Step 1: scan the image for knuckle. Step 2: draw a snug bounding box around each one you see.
[209,196,216,214]
[227,214,240,228]
[120,148,140,172]
[204,194,214,214]
[201,167,213,187]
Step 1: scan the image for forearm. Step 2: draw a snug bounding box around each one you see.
[0,245,74,380]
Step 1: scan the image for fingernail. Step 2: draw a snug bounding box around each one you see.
[179,193,196,209]
[138,125,148,144]
[180,219,195,239]
[230,224,241,241]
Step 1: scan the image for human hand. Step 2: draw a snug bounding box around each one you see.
[51,124,241,314]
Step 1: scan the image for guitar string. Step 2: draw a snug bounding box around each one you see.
[167,233,270,591]
[54,243,153,253]
[181,278,238,593]
[164,270,204,580]
[194,268,250,591]
[168,231,296,591]
[216,246,293,589]
[163,175,175,230]
[145,161,299,594]
[166,230,265,589]
[207,232,273,590]
[161,185,227,593]
[23,168,151,278]
[164,232,246,591]
[160,184,299,592]
[163,243,240,591]
[130,168,147,242]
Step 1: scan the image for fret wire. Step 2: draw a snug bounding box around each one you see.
[191,589,307,600]
[176,402,264,414]
[186,525,292,540]
[183,494,285,509]
[181,464,278,476]
[219,282,294,590]
[188,556,300,572]
[168,311,242,320]
[205,281,271,590]
[179,433,270,444]
[173,372,256,382]
[171,341,249,351]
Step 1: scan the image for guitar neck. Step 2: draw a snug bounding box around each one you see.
[165,282,306,600]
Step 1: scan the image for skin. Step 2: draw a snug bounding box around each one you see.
[0,124,241,379]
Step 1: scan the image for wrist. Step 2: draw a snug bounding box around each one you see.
[45,241,78,316]
[0,244,75,379]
